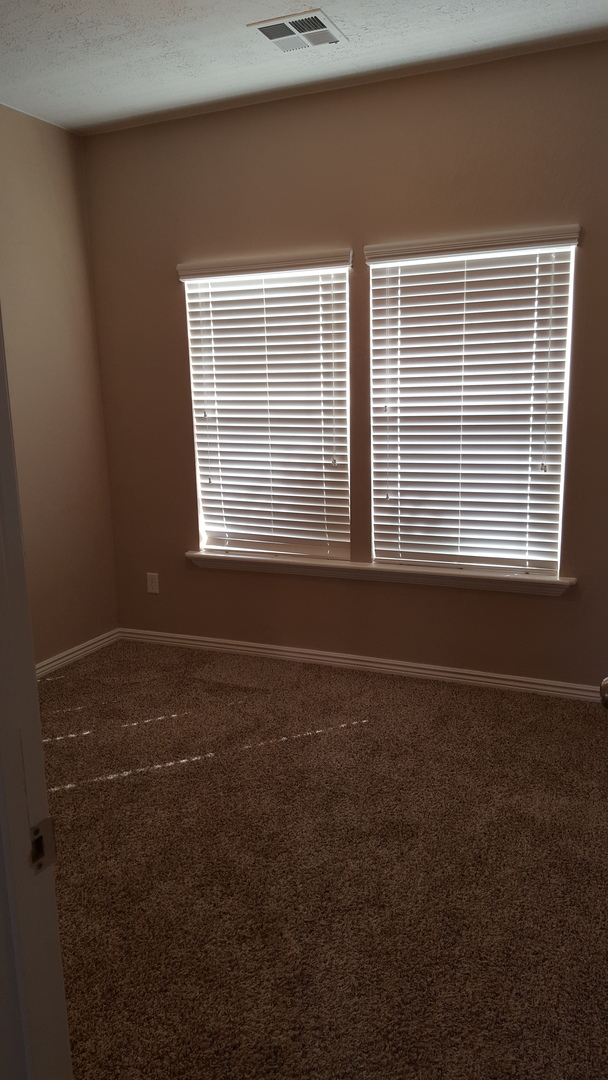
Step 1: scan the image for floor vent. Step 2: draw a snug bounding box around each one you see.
[252,9,346,51]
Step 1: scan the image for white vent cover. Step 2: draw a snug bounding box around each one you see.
[252,9,346,51]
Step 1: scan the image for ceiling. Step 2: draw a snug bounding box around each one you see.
[0,0,606,132]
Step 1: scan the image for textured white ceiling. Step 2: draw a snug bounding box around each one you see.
[0,0,606,131]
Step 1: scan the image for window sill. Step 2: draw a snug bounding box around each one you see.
[185,551,576,596]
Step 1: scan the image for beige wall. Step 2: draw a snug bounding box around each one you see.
[0,105,117,662]
[85,41,608,686]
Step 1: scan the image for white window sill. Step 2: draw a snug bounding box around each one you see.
[185,550,576,596]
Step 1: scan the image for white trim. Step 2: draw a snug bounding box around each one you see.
[185,550,575,596]
[35,630,121,679]
[177,249,353,280]
[34,626,598,703]
[364,225,580,263]
[119,628,598,702]
[0,307,73,1078]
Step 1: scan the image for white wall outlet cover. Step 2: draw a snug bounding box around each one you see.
[146,573,159,593]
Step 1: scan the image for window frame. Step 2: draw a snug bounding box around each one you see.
[180,253,352,561]
[181,228,579,596]
[367,237,577,575]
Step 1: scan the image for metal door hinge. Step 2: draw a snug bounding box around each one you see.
[30,818,56,873]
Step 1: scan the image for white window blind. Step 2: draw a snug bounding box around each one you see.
[369,242,576,572]
[183,264,350,558]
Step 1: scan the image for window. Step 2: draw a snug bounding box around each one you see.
[368,237,576,574]
[181,256,350,559]
[181,230,577,593]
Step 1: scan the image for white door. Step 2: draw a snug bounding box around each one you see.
[0,306,73,1080]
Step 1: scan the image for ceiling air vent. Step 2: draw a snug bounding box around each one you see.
[252,10,346,52]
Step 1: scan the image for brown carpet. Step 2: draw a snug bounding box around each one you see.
[38,640,607,1080]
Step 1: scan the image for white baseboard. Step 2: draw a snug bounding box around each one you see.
[119,627,599,703]
[36,629,122,678]
[36,625,599,701]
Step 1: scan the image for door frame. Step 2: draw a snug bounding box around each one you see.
[0,305,73,1080]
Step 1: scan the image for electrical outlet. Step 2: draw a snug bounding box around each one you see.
[146,572,159,594]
